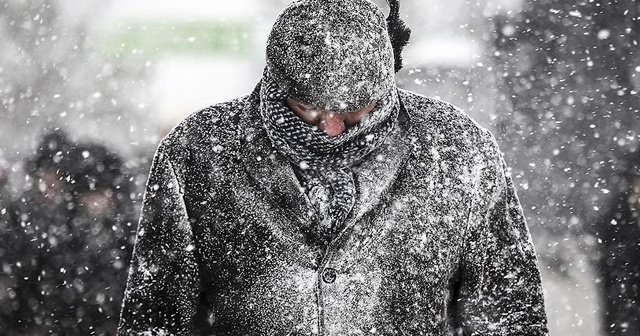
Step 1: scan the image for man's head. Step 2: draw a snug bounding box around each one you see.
[266,0,396,114]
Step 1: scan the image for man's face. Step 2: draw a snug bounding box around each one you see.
[286,99,376,136]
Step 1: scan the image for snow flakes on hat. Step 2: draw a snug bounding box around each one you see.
[266,0,396,112]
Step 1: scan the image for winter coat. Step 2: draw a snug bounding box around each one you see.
[118,85,548,335]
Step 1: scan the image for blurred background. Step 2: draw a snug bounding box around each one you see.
[0,0,639,334]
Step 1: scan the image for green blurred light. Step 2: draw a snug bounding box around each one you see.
[102,20,252,57]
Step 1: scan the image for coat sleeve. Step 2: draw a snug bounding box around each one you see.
[118,143,199,336]
[454,153,548,335]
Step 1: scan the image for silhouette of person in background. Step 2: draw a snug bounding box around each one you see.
[1,130,136,336]
[0,149,10,229]
[595,154,640,336]
[1,130,75,335]
[0,150,14,333]
[0,151,9,215]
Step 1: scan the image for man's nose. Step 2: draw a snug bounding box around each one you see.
[319,112,346,136]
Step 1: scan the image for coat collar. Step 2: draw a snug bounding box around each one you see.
[238,82,412,244]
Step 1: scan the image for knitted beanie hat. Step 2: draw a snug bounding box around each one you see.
[266,0,398,112]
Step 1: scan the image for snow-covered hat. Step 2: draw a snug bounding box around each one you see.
[266,0,397,112]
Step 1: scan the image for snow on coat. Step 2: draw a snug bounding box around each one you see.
[117,85,548,335]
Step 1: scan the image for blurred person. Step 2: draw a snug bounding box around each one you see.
[60,142,136,335]
[0,150,11,230]
[0,151,9,213]
[594,156,640,336]
[119,0,548,335]
[0,150,11,232]
[1,130,76,335]
[3,132,136,335]
[0,151,14,333]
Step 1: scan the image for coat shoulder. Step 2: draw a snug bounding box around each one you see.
[158,96,250,158]
[399,89,501,167]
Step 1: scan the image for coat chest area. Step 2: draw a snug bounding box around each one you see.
[182,153,475,334]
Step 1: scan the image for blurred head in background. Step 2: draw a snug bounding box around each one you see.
[0,153,8,189]
[69,142,129,221]
[25,130,74,206]
[0,151,10,213]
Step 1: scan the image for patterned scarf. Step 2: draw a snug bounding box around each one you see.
[259,69,399,241]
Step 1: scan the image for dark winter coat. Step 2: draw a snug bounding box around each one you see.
[118,86,548,335]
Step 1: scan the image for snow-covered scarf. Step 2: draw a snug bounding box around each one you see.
[259,69,399,241]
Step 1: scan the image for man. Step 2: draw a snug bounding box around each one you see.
[119,0,548,335]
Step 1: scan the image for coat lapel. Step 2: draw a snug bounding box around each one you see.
[237,85,320,242]
[335,104,412,242]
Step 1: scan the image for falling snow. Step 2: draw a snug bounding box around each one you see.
[0,0,638,335]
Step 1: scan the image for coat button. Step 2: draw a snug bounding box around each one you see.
[322,267,337,284]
